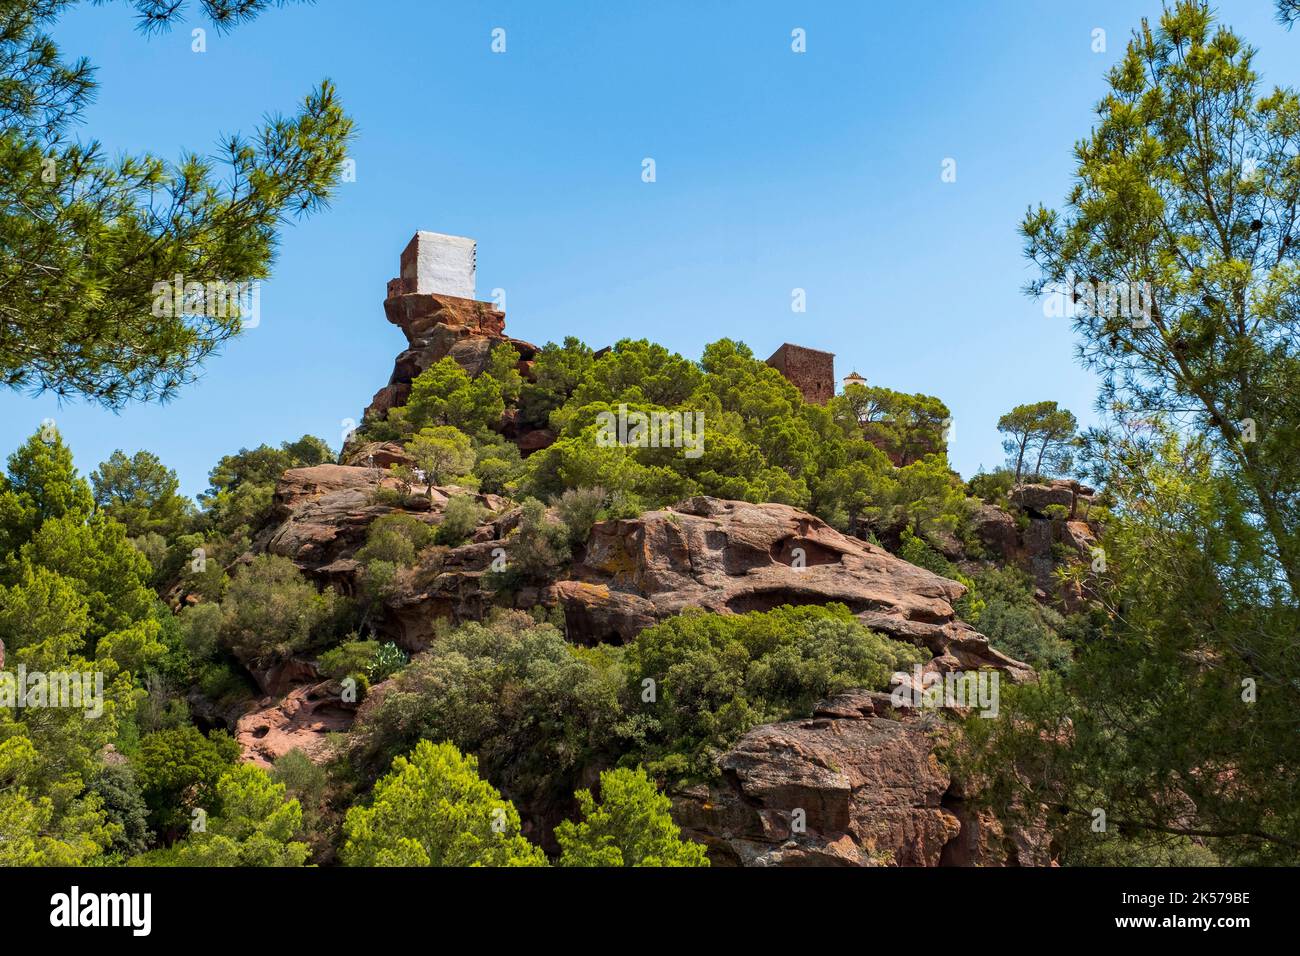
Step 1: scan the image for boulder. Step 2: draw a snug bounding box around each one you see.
[517,428,557,455]
[256,464,507,581]
[672,689,1051,867]
[340,441,415,471]
[972,503,1019,558]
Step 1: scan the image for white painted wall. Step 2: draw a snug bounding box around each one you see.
[399,231,476,298]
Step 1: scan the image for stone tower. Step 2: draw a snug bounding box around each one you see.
[392,230,477,298]
[766,343,835,405]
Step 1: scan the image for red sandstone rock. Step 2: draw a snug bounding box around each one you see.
[672,689,1050,866]
[363,292,538,422]
[235,681,355,768]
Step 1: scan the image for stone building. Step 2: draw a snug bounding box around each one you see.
[388,230,477,298]
[766,343,835,405]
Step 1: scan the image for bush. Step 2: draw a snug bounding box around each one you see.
[318,639,408,683]
[625,604,929,779]
[509,497,571,579]
[350,611,623,807]
[968,567,1072,672]
[435,494,487,546]
[967,468,1015,504]
[356,513,435,567]
[897,530,984,621]
[220,554,338,663]
[553,486,606,549]
[178,601,223,662]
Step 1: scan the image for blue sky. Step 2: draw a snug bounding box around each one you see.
[3,0,1295,499]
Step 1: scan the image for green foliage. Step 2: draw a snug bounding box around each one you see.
[199,436,333,539]
[0,1,354,405]
[969,567,1073,672]
[997,402,1077,483]
[132,726,240,840]
[318,639,407,683]
[552,486,606,549]
[471,437,525,496]
[137,764,310,867]
[497,497,571,584]
[435,494,487,546]
[556,766,708,867]
[384,348,521,442]
[87,763,152,858]
[519,337,595,428]
[90,450,194,540]
[406,426,476,489]
[219,554,337,663]
[967,468,1015,504]
[831,382,950,467]
[350,612,623,809]
[625,604,929,778]
[341,740,547,867]
[356,512,435,567]
[1003,0,1300,862]
[0,734,118,866]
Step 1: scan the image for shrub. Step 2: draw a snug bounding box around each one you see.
[178,601,223,662]
[967,468,1015,504]
[624,604,929,779]
[220,554,337,662]
[508,497,571,580]
[356,513,434,567]
[553,486,606,549]
[968,567,1072,671]
[350,611,623,807]
[319,639,407,683]
[435,494,487,546]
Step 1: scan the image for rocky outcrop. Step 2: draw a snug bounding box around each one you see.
[364,291,538,423]
[235,681,356,768]
[673,689,1051,866]
[253,463,508,583]
[552,496,1034,681]
[1010,479,1095,519]
[340,440,415,471]
[972,482,1102,597]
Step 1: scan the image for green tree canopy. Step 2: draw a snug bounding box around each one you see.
[0,0,354,405]
[341,739,547,867]
[556,766,709,867]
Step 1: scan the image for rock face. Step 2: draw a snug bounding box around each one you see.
[673,690,1050,866]
[1010,479,1095,519]
[972,482,1101,597]
[254,463,508,585]
[364,291,538,423]
[553,496,1034,682]
[235,681,355,768]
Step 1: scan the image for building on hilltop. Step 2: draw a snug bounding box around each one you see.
[388,230,477,298]
[765,343,835,405]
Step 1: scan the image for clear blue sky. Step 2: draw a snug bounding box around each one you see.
[3,0,1295,499]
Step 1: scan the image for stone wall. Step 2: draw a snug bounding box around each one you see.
[766,343,835,405]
